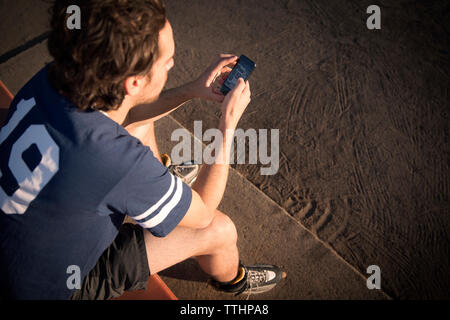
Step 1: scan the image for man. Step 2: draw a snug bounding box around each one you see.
[0,0,284,299]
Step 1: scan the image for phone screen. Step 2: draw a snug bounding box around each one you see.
[221,55,256,95]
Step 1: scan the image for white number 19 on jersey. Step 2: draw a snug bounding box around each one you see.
[0,98,60,214]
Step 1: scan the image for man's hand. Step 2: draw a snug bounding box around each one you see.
[189,54,238,103]
[189,77,251,212]
[220,77,251,130]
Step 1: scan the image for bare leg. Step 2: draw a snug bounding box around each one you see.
[143,210,239,282]
[124,121,240,282]
[124,120,162,163]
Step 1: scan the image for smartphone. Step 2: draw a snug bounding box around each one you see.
[220,55,256,95]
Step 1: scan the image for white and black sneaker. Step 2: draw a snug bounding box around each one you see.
[161,154,201,186]
[210,263,286,296]
[169,161,201,186]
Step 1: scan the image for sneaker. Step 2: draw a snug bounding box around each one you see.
[169,161,201,186]
[210,263,285,296]
[160,153,201,186]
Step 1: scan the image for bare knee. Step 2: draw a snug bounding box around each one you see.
[124,121,154,141]
[205,211,238,249]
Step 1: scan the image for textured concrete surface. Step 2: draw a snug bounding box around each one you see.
[0,1,391,299]
[0,0,50,58]
[155,117,387,299]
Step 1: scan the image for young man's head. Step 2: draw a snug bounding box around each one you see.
[47,0,174,111]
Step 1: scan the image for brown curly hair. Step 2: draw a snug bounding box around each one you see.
[47,0,166,111]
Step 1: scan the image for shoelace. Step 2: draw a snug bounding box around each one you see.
[249,270,267,285]
[172,165,196,175]
[234,266,267,299]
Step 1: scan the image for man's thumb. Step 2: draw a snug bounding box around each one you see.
[231,78,245,94]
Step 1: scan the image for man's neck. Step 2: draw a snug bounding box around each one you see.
[103,97,133,126]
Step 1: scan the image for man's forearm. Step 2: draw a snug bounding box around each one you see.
[124,82,196,127]
[191,120,235,211]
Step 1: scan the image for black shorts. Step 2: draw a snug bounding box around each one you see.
[70,223,150,300]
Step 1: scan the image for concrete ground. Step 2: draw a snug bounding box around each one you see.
[0,1,388,299]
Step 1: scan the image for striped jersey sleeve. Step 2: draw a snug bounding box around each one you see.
[96,135,192,237]
[128,170,192,237]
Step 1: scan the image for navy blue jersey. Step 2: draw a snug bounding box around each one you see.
[0,66,192,299]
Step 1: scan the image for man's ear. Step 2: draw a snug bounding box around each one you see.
[124,75,147,96]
